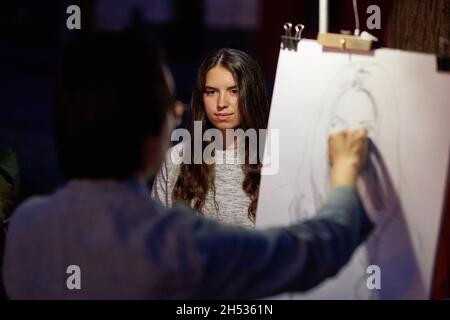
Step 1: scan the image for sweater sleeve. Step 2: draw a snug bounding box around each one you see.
[151,158,171,207]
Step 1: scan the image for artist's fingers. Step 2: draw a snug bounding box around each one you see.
[328,130,348,144]
[357,128,368,138]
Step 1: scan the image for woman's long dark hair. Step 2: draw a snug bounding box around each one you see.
[172,48,270,222]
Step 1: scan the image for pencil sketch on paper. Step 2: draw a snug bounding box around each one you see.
[285,62,425,299]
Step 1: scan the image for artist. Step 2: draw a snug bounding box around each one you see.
[3,31,373,299]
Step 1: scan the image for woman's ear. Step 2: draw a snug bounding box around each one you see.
[174,101,185,127]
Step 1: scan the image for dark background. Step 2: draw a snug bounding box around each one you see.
[0,0,397,200]
[0,0,448,299]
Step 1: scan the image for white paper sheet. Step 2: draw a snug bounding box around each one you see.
[256,40,450,299]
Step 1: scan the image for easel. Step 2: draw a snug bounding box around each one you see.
[433,167,450,299]
[318,0,376,52]
[281,0,377,53]
[319,1,450,299]
[281,0,450,299]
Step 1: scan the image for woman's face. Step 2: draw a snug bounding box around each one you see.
[203,65,241,131]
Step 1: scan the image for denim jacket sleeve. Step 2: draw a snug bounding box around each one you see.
[176,186,373,299]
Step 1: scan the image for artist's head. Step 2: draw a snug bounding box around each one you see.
[191,48,269,133]
[173,48,270,221]
[55,31,176,181]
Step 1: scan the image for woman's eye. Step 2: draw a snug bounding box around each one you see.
[230,89,239,95]
[205,90,216,96]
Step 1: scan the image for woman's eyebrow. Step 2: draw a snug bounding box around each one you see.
[204,85,238,90]
[205,85,238,90]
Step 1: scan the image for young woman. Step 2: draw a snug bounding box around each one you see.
[151,48,270,228]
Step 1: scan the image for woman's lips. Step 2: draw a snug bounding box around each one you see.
[215,113,234,121]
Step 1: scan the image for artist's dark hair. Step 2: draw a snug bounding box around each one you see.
[172,48,270,221]
[55,31,175,180]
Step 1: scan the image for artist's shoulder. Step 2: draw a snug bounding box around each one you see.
[11,195,49,217]
[5,191,61,239]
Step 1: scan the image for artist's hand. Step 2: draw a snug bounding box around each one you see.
[329,129,368,188]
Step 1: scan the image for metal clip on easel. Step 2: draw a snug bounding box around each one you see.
[281,23,305,52]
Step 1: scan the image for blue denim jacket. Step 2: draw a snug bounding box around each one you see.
[3,179,372,299]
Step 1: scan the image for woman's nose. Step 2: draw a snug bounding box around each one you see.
[217,92,229,109]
